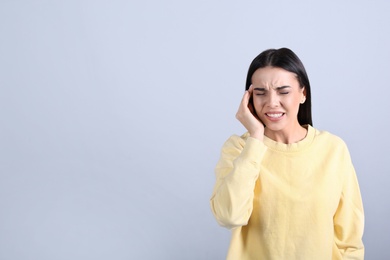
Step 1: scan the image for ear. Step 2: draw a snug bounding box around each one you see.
[301,87,306,104]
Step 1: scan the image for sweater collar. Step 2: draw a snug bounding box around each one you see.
[262,125,315,153]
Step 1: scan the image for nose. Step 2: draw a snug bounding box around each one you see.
[267,92,280,107]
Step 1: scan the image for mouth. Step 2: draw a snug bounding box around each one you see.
[265,113,285,120]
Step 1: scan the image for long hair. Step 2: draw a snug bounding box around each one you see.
[245,48,313,126]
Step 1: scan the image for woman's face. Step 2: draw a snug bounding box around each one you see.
[251,66,305,135]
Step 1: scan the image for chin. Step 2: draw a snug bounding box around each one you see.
[264,122,288,133]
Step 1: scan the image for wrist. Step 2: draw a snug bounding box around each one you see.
[249,131,264,141]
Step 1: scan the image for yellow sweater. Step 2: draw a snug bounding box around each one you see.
[210,125,364,260]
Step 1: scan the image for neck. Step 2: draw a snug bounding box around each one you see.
[264,124,308,144]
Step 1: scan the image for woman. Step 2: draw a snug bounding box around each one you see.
[210,48,364,259]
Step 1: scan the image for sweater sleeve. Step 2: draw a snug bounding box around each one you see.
[210,135,267,229]
[333,145,365,259]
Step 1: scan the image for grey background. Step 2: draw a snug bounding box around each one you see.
[1,0,389,259]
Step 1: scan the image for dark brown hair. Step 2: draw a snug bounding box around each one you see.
[245,48,312,126]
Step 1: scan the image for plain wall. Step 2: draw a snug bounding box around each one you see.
[1,0,389,259]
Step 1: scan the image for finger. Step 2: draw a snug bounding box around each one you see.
[245,85,253,103]
[240,90,250,107]
[248,84,253,94]
[245,85,254,106]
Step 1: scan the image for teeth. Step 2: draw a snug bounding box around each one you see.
[267,113,283,118]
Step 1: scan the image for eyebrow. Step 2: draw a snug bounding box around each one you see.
[276,86,291,90]
[254,86,291,91]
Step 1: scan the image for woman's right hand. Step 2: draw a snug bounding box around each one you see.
[235,85,264,140]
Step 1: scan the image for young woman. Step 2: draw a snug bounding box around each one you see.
[210,48,364,259]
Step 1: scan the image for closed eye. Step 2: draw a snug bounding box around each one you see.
[277,86,291,95]
[253,87,266,96]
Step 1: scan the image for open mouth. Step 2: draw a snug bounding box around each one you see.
[266,113,284,119]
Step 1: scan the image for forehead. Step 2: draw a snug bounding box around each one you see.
[252,66,299,87]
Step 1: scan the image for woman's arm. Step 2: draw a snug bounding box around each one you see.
[210,87,266,229]
[333,147,365,259]
[210,135,267,229]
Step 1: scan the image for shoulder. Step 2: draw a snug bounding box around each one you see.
[311,127,350,155]
[220,131,265,156]
[313,127,347,147]
[221,132,249,151]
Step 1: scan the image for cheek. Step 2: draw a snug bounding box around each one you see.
[287,98,302,112]
[252,98,263,109]
[252,99,265,116]
[282,92,301,103]
[283,98,295,107]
